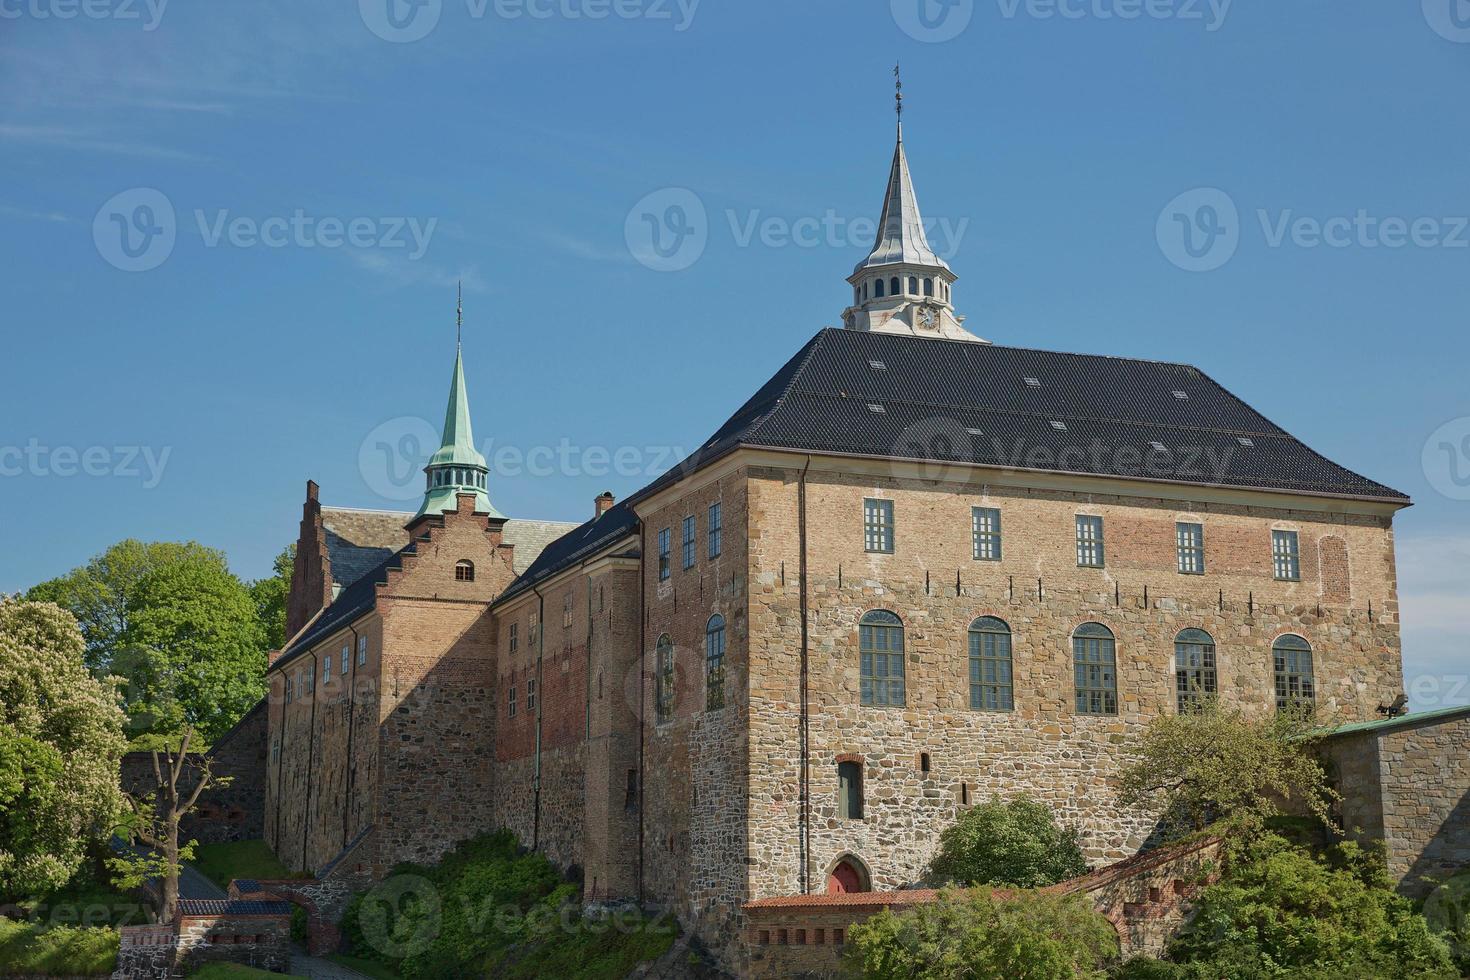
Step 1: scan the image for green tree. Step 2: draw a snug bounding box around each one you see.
[249,545,294,651]
[0,598,127,896]
[115,557,266,743]
[28,540,220,674]
[928,796,1088,888]
[1167,834,1456,978]
[1118,700,1336,838]
[844,887,1119,980]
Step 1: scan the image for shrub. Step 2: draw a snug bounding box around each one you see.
[1168,834,1456,978]
[928,796,1087,888]
[0,918,118,976]
[845,887,1118,979]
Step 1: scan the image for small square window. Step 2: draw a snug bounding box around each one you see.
[864,498,894,554]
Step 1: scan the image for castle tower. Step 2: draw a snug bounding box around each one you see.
[842,69,986,343]
[413,291,504,521]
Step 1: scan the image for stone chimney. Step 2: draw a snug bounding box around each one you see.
[595,491,616,519]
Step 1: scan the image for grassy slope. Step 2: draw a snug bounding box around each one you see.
[0,918,118,977]
[191,840,308,890]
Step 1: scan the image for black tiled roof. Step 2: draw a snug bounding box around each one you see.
[640,329,1408,504]
[324,529,394,591]
[495,501,641,607]
[177,899,293,917]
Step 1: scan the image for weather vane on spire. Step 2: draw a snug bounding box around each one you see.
[456,280,463,349]
[894,62,904,123]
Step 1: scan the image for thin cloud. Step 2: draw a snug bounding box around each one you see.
[0,124,208,162]
[537,229,635,265]
[347,251,490,293]
[0,204,72,224]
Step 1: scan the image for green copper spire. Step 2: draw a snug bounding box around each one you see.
[414,288,503,521]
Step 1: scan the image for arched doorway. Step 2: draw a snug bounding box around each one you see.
[826,855,871,895]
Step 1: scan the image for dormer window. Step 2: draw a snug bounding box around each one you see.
[455,560,475,582]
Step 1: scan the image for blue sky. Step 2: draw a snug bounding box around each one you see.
[2,0,1467,705]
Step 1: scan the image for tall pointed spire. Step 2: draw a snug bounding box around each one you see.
[413,290,503,521]
[842,69,985,343]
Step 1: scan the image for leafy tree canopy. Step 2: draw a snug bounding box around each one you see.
[249,545,294,652]
[844,887,1118,980]
[1118,699,1336,838]
[928,796,1088,889]
[0,598,127,896]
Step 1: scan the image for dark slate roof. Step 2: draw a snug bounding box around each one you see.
[495,501,641,607]
[639,329,1408,504]
[177,899,293,917]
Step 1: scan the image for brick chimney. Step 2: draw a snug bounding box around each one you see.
[594,491,616,519]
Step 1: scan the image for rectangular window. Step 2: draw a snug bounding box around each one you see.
[837,761,864,820]
[1273,530,1301,581]
[284,676,293,704]
[1073,629,1118,715]
[563,592,573,629]
[969,623,1014,711]
[1076,515,1105,568]
[357,635,368,666]
[509,623,518,654]
[658,528,671,581]
[682,516,696,570]
[864,498,894,554]
[707,502,722,558]
[323,654,332,680]
[1177,523,1205,575]
[859,618,905,707]
[341,650,349,675]
[971,507,1002,561]
[1175,633,1218,712]
[526,678,536,712]
[529,612,539,648]
[508,685,517,718]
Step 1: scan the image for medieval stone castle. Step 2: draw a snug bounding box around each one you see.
[261,115,1434,973]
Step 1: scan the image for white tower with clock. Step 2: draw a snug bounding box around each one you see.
[842,72,986,343]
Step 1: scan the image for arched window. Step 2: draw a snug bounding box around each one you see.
[454,560,475,582]
[923,277,934,296]
[908,276,918,295]
[655,634,674,722]
[705,615,726,711]
[854,286,860,306]
[827,853,870,893]
[1073,623,1118,715]
[836,763,864,821]
[889,276,900,296]
[1273,635,1315,711]
[968,617,1014,711]
[859,610,905,707]
[874,278,885,298]
[1175,628,1216,711]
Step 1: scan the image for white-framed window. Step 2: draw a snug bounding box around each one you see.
[526,678,537,712]
[864,498,894,554]
[1076,515,1105,568]
[323,654,332,681]
[508,685,517,718]
[357,635,368,666]
[972,507,1002,561]
[341,647,349,674]
[1273,530,1301,581]
[284,675,293,704]
[708,502,722,559]
[1177,523,1205,575]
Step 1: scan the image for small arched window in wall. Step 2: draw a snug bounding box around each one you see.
[1273,634,1315,711]
[923,277,934,296]
[705,614,726,711]
[837,761,864,820]
[1174,628,1217,712]
[908,276,919,295]
[455,560,475,582]
[874,278,885,298]
[656,634,674,722]
[1073,622,1118,715]
[968,616,1014,711]
[889,276,900,297]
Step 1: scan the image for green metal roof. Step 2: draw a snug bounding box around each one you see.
[1320,703,1470,739]
[414,345,503,521]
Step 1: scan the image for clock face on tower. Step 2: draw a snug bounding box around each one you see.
[918,306,938,331]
